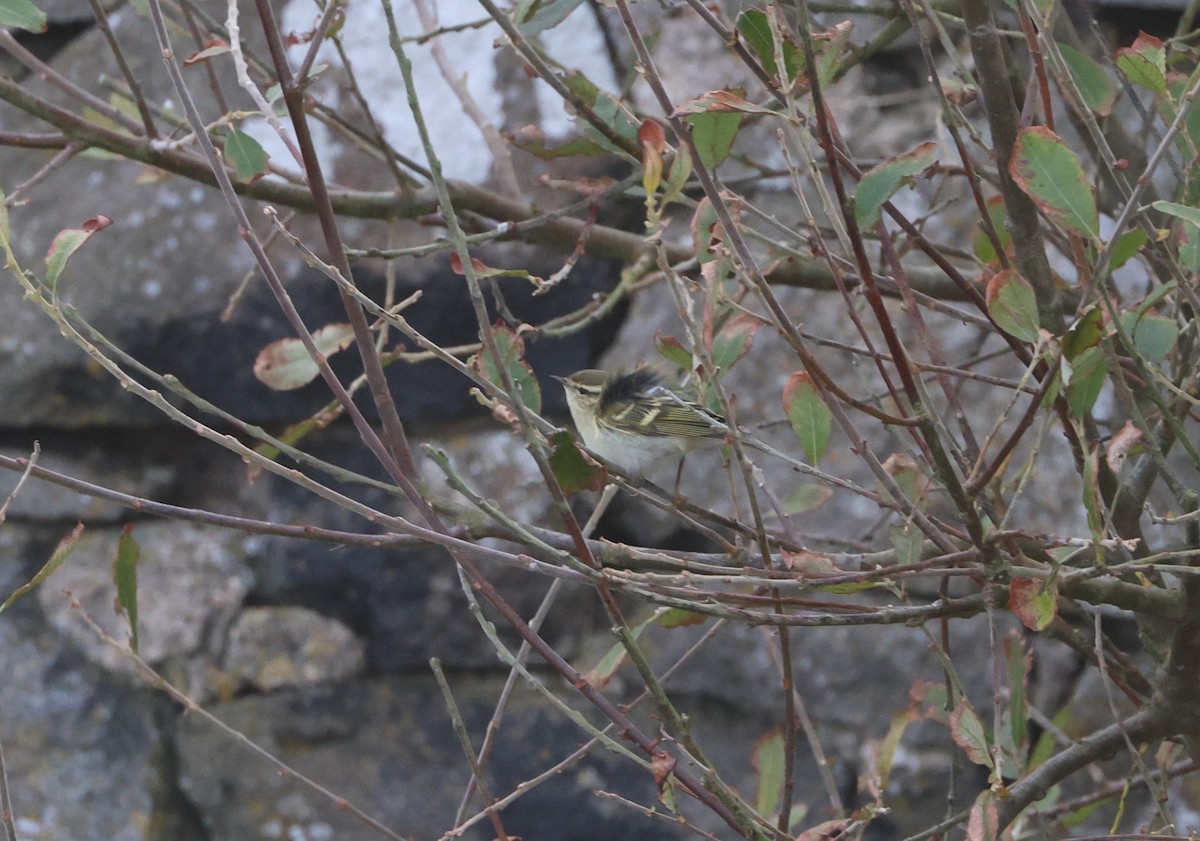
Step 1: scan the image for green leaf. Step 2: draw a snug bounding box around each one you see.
[1004,633,1030,757]
[1009,126,1099,239]
[783,371,831,463]
[876,710,919,792]
[513,0,584,36]
[0,523,84,616]
[1152,200,1200,230]
[889,522,924,565]
[711,314,761,375]
[113,524,140,653]
[736,8,802,84]
[1109,228,1147,269]
[548,430,608,493]
[781,484,832,515]
[1115,32,1166,95]
[578,90,640,155]
[752,729,786,817]
[1007,578,1056,631]
[853,141,937,229]
[476,323,542,413]
[684,110,742,169]
[658,608,707,628]
[224,128,270,182]
[1063,345,1107,416]
[1181,224,1200,272]
[985,270,1041,343]
[1120,311,1178,362]
[691,197,722,265]
[974,196,1010,265]
[45,215,114,291]
[584,613,655,689]
[1063,305,1104,359]
[0,0,46,31]
[1058,43,1116,116]
[655,334,694,371]
[252,323,355,391]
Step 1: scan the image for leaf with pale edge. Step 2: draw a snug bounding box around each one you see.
[752,728,786,818]
[1063,345,1107,417]
[949,699,991,767]
[853,141,936,228]
[253,323,355,391]
[475,323,542,414]
[45,215,114,290]
[985,270,1040,343]
[1009,126,1099,239]
[1115,31,1167,95]
[0,523,83,616]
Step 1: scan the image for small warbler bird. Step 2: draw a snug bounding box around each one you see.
[557,368,731,474]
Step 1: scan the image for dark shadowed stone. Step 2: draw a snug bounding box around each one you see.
[174,673,777,841]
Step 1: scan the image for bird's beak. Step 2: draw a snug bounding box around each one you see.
[550,374,567,383]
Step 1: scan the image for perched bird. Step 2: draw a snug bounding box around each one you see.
[556,368,730,475]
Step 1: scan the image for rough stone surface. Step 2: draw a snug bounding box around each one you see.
[0,536,201,841]
[37,520,253,691]
[223,605,365,692]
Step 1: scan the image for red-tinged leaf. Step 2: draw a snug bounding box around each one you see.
[183,39,231,65]
[795,818,851,841]
[253,323,355,391]
[450,252,488,276]
[658,608,707,628]
[673,89,775,116]
[547,430,607,493]
[1008,577,1057,631]
[966,790,999,841]
[473,322,542,414]
[0,522,84,615]
[1009,126,1099,239]
[45,215,114,290]
[1115,32,1166,94]
[853,141,937,229]
[985,270,1041,343]
[783,371,831,463]
[1106,420,1143,473]
[1058,42,1117,116]
[752,728,786,817]
[0,0,47,32]
[949,698,992,767]
[639,118,666,197]
[651,750,678,811]
[112,523,140,653]
[711,313,762,374]
[655,334,694,371]
[780,549,838,573]
[224,128,270,182]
